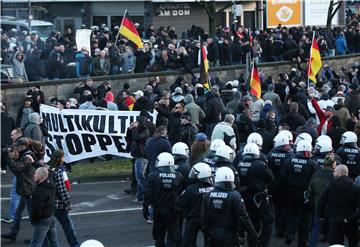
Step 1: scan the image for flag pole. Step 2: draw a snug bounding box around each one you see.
[307,31,315,88]
[115,9,128,45]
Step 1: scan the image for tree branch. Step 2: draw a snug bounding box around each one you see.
[330,1,342,19]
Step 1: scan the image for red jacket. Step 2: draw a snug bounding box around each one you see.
[311,98,332,135]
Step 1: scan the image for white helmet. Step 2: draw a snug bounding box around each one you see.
[316,135,332,146]
[315,139,333,153]
[215,145,235,161]
[340,131,358,144]
[280,130,293,142]
[295,133,313,145]
[243,143,260,156]
[296,140,312,152]
[274,132,289,148]
[247,133,263,147]
[172,142,189,157]
[215,166,234,183]
[80,240,105,247]
[155,152,174,167]
[189,162,212,180]
[210,139,225,151]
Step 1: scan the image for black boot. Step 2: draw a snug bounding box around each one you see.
[1,232,16,242]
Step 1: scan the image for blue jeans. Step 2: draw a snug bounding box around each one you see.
[29,216,59,247]
[54,209,79,247]
[9,176,20,219]
[308,213,320,247]
[110,65,119,75]
[134,158,148,201]
[11,195,31,234]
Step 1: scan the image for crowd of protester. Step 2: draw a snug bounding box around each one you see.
[1,7,360,82]
[1,35,360,246]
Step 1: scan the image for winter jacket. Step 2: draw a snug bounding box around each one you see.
[92,57,110,76]
[133,96,153,112]
[280,112,306,132]
[184,94,205,125]
[345,90,360,115]
[30,177,55,223]
[121,53,136,73]
[262,91,283,112]
[211,121,236,150]
[134,50,152,73]
[307,166,334,208]
[335,36,348,55]
[23,112,43,142]
[145,136,172,172]
[334,104,351,126]
[1,112,15,146]
[130,119,150,158]
[204,94,223,124]
[8,149,36,196]
[311,98,333,135]
[318,176,360,221]
[180,121,198,147]
[155,105,182,145]
[327,126,347,152]
[75,52,92,77]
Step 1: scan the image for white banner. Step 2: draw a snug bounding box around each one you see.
[304,0,339,26]
[40,105,157,163]
[76,29,92,56]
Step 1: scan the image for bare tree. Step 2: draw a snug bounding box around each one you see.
[198,0,234,37]
[327,0,343,32]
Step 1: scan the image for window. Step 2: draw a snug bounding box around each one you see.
[93,16,107,28]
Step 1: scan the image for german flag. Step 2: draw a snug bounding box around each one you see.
[119,12,143,49]
[249,61,261,99]
[200,45,210,90]
[307,34,322,83]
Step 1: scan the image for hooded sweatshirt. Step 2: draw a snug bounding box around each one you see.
[12,51,28,81]
[105,92,118,111]
[184,94,205,125]
[24,112,43,141]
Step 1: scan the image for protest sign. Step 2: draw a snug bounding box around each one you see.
[76,29,92,56]
[40,104,157,163]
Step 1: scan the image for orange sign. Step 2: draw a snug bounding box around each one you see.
[266,0,302,27]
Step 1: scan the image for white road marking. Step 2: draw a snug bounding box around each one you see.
[106,194,123,200]
[1,197,10,201]
[21,207,142,219]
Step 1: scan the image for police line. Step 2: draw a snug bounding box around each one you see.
[40,104,157,163]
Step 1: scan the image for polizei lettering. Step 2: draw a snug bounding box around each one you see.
[210,192,228,198]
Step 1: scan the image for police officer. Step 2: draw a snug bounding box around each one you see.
[177,163,214,247]
[172,142,191,185]
[210,145,240,190]
[233,133,268,165]
[336,131,360,180]
[236,143,274,247]
[267,132,294,238]
[143,152,184,247]
[281,140,318,247]
[202,139,225,167]
[313,135,342,167]
[201,167,261,247]
[280,130,295,149]
[294,132,312,147]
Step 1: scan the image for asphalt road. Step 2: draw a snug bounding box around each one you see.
[1,172,329,247]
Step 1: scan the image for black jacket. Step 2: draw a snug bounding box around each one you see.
[143,167,184,209]
[336,144,360,179]
[280,112,306,132]
[177,181,214,219]
[267,146,294,186]
[237,155,274,194]
[145,136,172,172]
[30,177,55,223]
[204,95,223,124]
[1,112,15,146]
[280,155,318,202]
[155,105,182,145]
[201,187,259,244]
[317,176,360,221]
[174,156,191,185]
